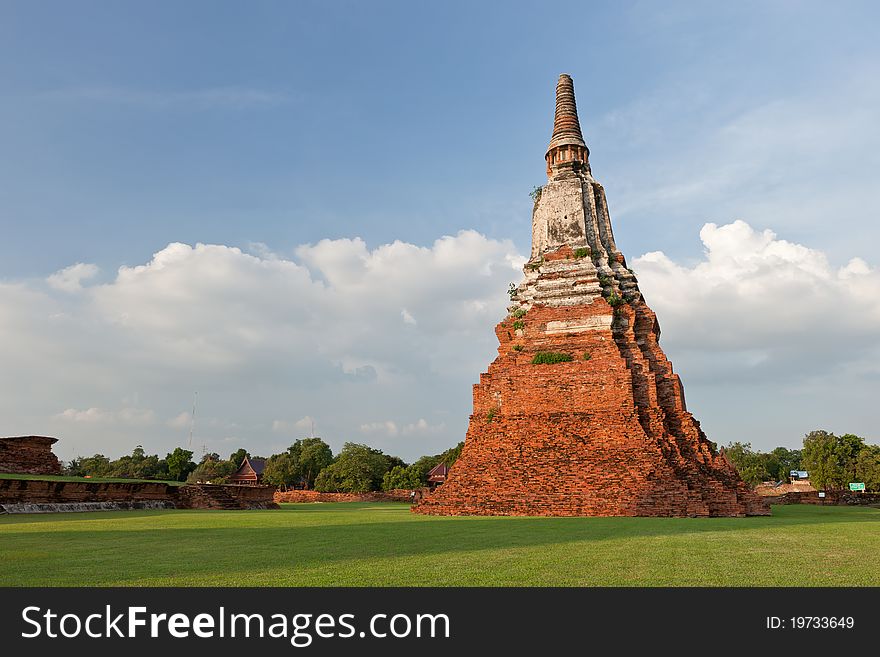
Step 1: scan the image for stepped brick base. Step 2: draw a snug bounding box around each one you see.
[414,269,768,517]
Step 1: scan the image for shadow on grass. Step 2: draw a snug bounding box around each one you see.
[1,503,878,586]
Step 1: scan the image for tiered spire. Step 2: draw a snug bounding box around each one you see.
[545,74,589,177]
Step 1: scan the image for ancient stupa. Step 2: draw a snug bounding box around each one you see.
[414,74,768,517]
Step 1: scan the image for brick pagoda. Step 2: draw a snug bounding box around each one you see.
[414,74,768,517]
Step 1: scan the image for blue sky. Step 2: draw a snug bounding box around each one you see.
[1,1,879,461]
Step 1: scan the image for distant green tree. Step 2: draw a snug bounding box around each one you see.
[723,442,771,487]
[382,465,420,491]
[186,454,235,484]
[66,454,112,477]
[768,447,802,481]
[403,456,442,487]
[802,430,844,490]
[228,448,250,468]
[166,447,196,482]
[290,438,334,489]
[855,445,880,491]
[836,434,865,483]
[262,452,299,488]
[438,441,464,470]
[314,443,398,493]
[380,441,466,490]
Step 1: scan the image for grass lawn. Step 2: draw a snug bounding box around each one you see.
[1,503,878,586]
[0,473,184,486]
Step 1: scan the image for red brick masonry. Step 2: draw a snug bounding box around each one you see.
[274,489,413,503]
[0,478,278,510]
[414,285,769,517]
[0,436,62,475]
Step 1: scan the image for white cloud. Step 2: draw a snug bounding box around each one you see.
[360,421,399,437]
[5,224,878,459]
[595,67,880,266]
[359,418,445,438]
[167,412,191,429]
[2,231,519,460]
[272,416,316,434]
[635,220,880,381]
[401,309,417,325]
[58,407,155,426]
[47,263,99,292]
[401,419,445,435]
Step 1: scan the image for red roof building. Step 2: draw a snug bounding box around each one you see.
[228,456,266,485]
[427,462,449,486]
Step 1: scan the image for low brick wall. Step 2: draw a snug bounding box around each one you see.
[0,478,277,511]
[0,478,177,504]
[274,489,414,503]
[764,491,880,506]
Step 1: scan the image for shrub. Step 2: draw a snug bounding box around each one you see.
[507,283,518,300]
[486,407,499,422]
[574,247,590,259]
[582,352,591,361]
[511,308,527,319]
[512,344,524,352]
[529,186,543,203]
[531,351,574,365]
[512,320,524,330]
[606,292,624,307]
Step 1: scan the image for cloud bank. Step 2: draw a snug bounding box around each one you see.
[0,222,876,460]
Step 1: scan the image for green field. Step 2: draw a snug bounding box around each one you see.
[1,503,878,586]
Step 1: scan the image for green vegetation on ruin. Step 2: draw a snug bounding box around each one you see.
[531,351,574,365]
[1,504,878,586]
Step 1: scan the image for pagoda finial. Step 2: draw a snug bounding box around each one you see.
[545,74,589,177]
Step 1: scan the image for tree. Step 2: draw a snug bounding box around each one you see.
[836,434,865,483]
[802,430,844,490]
[292,438,334,489]
[855,444,880,492]
[314,443,398,493]
[438,441,465,470]
[262,452,299,488]
[166,447,196,482]
[66,454,111,477]
[768,447,802,481]
[229,448,250,468]
[723,442,771,487]
[187,453,235,484]
[382,465,420,491]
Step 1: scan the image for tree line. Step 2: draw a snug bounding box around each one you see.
[724,430,880,491]
[64,439,465,492]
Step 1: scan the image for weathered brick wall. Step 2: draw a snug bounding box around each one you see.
[177,483,278,509]
[0,436,62,475]
[414,280,768,517]
[0,478,278,510]
[274,489,413,503]
[0,478,177,504]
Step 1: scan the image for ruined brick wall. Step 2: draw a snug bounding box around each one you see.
[177,483,278,509]
[0,436,62,475]
[0,478,177,504]
[274,489,413,503]
[0,478,277,510]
